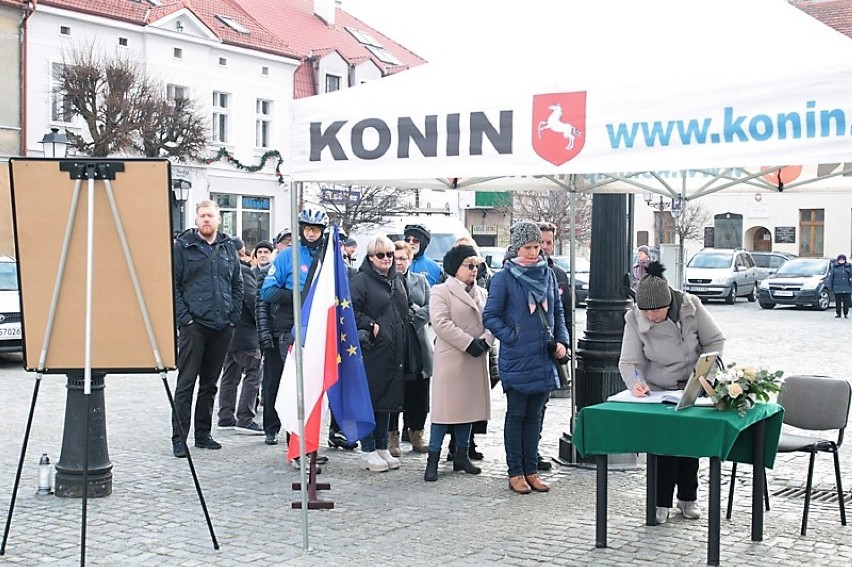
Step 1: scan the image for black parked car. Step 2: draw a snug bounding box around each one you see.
[757,257,835,310]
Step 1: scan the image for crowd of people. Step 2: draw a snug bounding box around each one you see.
[170,200,579,492]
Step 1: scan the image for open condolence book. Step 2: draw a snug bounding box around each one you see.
[608,352,720,410]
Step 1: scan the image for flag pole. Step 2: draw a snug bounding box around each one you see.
[290,181,309,548]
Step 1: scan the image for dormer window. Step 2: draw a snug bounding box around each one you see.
[365,45,401,66]
[345,27,382,47]
[217,15,249,34]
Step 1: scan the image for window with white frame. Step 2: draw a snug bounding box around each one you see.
[50,62,73,123]
[212,91,230,144]
[211,193,271,251]
[256,99,272,148]
[325,74,341,93]
[167,84,188,103]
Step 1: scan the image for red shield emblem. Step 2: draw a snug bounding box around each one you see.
[532,92,587,166]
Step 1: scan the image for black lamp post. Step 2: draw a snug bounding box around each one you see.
[560,193,634,465]
[40,127,68,158]
[38,129,113,497]
[172,178,191,234]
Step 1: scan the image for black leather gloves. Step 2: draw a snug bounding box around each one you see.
[465,338,490,357]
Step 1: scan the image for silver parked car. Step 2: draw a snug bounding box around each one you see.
[683,248,758,304]
[750,251,796,281]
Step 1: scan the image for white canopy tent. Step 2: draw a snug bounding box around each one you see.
[288,0,852,198]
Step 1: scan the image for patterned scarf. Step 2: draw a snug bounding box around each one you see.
[505,256,551,313]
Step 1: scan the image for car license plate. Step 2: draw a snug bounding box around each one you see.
[693,287,708,292]
[773,290,794,297]
[0,326,21,338]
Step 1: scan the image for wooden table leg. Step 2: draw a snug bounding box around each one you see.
[752,420,766,541]
[708,457,721,566]
[596,454,607,549]
[647,454,657,525]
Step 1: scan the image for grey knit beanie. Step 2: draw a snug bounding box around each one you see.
[636,261,672,310]
[507,221,542,258]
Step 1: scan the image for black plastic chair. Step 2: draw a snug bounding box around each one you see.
[727,375,851,536]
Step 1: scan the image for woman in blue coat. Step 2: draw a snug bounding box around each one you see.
[483,222,570,494]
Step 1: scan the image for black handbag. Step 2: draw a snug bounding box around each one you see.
[535,301,571,389]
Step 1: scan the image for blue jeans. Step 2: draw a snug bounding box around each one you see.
[504,389,549,477]
[360,412,390,452]
[428,422,473,453]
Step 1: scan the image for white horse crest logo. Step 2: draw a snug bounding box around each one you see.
[537,104,582,150]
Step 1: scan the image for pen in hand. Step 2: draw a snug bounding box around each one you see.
[632,369,650,397]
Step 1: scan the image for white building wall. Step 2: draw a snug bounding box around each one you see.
[629,177,852,262]
[26,7,299,247]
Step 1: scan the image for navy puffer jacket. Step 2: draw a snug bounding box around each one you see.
[483,267,569,395]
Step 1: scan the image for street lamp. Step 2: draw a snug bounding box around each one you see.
[40,127,68,158]
[171,178,191,232]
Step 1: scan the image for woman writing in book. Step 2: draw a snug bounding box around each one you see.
[618,261,725,525]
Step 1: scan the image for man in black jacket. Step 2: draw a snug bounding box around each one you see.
[536,221,573,472]
[217,238,263,434]
[171,200,243,458]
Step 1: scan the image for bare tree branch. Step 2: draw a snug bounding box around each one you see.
[57,43,208,159]
[493,188,592,253]
[317,185,417,233]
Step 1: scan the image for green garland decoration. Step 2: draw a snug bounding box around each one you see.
[204,147,285,184]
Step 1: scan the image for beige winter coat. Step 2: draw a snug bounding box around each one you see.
[429,277,494,424]
[619,290,725,390]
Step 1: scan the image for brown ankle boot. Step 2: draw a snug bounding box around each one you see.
[388,430,401,457]
[525,473,550,492]
[508,475,531,494]
[408,429,428,453]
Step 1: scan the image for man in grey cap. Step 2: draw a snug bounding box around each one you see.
[274,228,292,252]
[342,236,358,266]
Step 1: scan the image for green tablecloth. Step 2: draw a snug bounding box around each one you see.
[574,402,784,468]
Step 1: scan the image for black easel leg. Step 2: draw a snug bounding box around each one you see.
[1,377,42,555]
[161,375,219,550]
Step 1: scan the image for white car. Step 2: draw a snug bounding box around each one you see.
[0,255,22,353]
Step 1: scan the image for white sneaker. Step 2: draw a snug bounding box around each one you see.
[376,449,401,470]
[655,506,669,524]
[359,451,389,472]
[677,500,702,519]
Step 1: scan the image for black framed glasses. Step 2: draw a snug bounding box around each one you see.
[372,252,392,260]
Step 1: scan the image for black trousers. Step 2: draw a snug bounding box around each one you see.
[835,292,851,316]
[655,455,699,508]
[261,337,285,435]
[389,378,430,431]
[171,323,234,443]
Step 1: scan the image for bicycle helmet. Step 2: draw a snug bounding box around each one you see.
[404,223,431,257]
[298,206,329,228]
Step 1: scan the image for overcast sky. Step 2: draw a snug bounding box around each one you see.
[342,0,486,64]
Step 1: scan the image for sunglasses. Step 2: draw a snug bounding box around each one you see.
[462,263,479,270]
[404,236,420,243]
[372,252,393,260]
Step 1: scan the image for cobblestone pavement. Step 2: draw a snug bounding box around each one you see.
[0,300,850,566]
